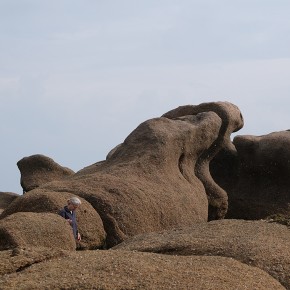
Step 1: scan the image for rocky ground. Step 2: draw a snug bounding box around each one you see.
[0,247,286,290]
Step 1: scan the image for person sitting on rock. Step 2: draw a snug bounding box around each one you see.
[59,197,82,242]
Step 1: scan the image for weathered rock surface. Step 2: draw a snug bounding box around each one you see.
[10,102,243,248]
[0,247,69,276]
[2,102,290,289]
[35,110,225,247]
[113,219,290,289]
[163,101,244,220]
[211,130,290,220]
[0,192,19,214]
[0,250,285,290]
[0,190,106,250]
[17,154,75,193]
[0,212,76,251]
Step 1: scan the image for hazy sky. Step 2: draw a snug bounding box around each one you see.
[1,0,290,194]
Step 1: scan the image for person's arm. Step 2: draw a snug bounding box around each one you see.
[59,209,72,225]
[59,209,66,218]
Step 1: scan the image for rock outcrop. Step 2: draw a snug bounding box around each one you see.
[113,219,290,289]
[0,212,76,251]
[0,190,106,250]
[0,249,284,289]
[2,101,290,289]
[17,154,75,193]
[35,111,228,247]
[9,102,243,248]
[163,101,244,220]
[211,130,290,220]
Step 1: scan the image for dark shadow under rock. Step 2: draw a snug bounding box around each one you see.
[211,131,290,220]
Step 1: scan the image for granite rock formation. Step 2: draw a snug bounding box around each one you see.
[17,154,75,193]
[162,101,244,220]
[211,130,290,220]
[113,219,290,289]
[1,101,290,289]
[0,212,76,251]
[0,190,106,250]
[0,249,284,289]
[10,102,244,248]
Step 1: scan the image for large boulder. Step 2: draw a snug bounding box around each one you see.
[13,102,243,248]
[211,130,290,220]
[0,190,106,250]
[0,212,76,251]
[0,250,284,289]
[113,219,290,289]
[17,154,75,193]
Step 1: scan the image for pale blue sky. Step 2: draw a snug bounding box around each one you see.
[1,0,290,193]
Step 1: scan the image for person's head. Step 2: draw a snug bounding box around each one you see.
[67,197,82,211]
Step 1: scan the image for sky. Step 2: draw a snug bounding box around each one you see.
[1,0,290,194]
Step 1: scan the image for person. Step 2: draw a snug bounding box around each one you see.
[59,197,82,242]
